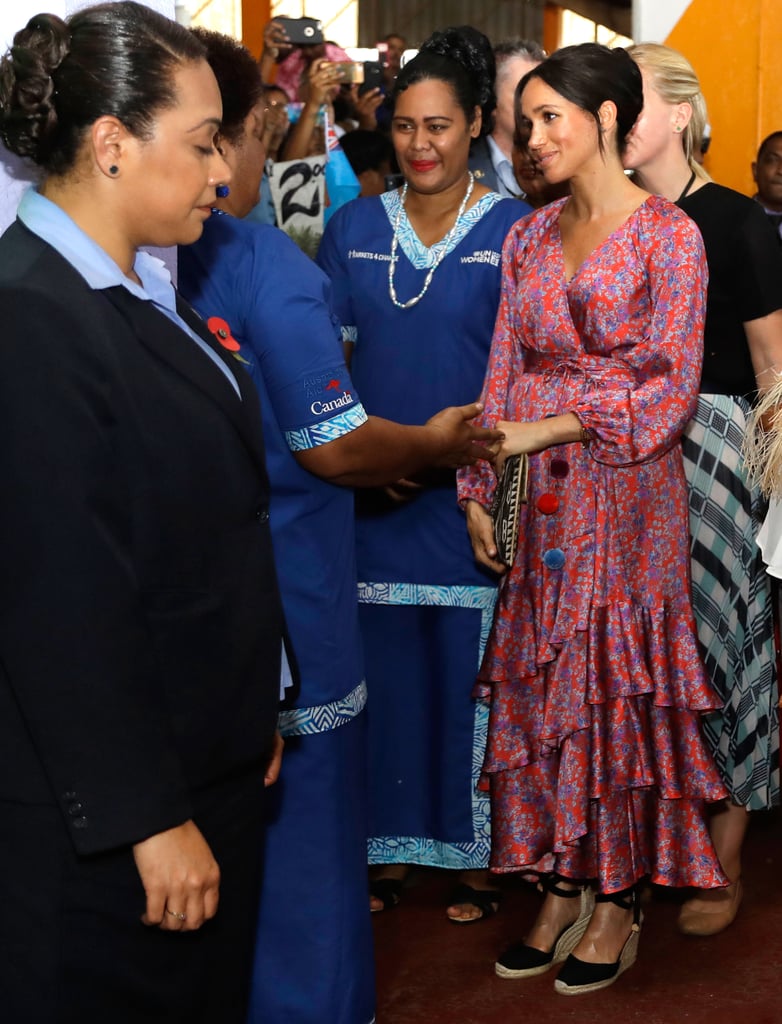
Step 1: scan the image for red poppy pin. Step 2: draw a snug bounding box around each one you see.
[207,316,240,352]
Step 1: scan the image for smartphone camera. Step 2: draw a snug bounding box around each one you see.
[358,61,384,96]
[276,16,324,46]
[330,61,365,85]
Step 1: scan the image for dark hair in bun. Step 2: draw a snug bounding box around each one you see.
[393,25,496,136]
[518,42,642,154]
[190,27,263,147]
[0,0,205,176]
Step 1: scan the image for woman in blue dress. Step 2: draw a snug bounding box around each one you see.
[317,26,528,921]
[177,29,499,1023]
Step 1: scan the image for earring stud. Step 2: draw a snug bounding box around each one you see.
[216,184,230,198]
[109,165,118,174]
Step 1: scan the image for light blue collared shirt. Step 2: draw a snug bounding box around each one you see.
[16,188,241,398]
[487,135,524,200]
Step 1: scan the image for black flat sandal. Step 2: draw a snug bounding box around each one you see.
[369,877,404,913]
[447,882,502,925]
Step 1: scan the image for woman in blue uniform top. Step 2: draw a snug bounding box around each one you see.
[317,26,528,921]
[178,30,500,1023]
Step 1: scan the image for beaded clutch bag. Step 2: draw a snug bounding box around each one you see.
[490,453,528,567]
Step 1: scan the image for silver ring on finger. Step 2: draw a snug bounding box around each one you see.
[165,908,187,922]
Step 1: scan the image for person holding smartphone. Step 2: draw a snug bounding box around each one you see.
[260,16,352,110]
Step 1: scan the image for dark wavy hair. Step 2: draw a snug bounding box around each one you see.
[0,0,205,176]
[393,26,496,137]
[190,27,263,147]
[516,42,643,155]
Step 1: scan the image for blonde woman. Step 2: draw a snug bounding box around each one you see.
[624,42,782,936]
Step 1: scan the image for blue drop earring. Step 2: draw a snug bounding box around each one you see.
[216,184,230,198]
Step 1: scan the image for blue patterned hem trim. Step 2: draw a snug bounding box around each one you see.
[380,189,505,269]
[277,680,367,737]
[368,697,491,870]
[358,581,497,657]
[359,581,496,868]
[285,404,368,451]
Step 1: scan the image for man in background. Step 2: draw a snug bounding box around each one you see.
[752,131,782,242]
[470,38,545,199]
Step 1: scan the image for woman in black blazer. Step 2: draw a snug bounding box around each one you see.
[0,4,290,1021]
[0,4,499,1020]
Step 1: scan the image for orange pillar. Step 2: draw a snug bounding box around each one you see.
[667,0,782,194]
[543,3,562,57]
[242,0,271,58]
[758,0,782,160]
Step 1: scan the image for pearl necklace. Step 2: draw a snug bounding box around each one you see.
[387,171,475,310]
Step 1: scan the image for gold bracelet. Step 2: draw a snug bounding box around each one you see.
[580,425,592,448]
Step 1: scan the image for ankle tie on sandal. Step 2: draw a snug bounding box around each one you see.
[554,884,643,996]
[495,875,595,981]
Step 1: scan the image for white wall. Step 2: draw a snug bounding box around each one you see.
[632,0,693,43]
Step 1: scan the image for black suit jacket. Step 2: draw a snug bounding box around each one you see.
[0,221,289,856]
[469,136,500,193]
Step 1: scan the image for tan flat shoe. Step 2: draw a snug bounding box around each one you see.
[677,878,743,937]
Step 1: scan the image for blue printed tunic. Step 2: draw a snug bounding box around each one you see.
[318,191,526,867]
[181,214,366,724]
[179,212,375,1024]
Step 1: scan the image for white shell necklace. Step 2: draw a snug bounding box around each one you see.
[387,171,475,310]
